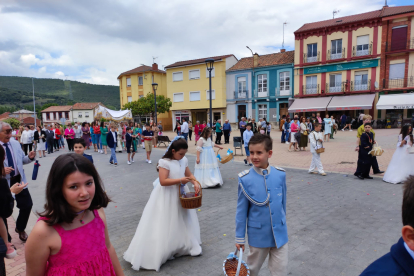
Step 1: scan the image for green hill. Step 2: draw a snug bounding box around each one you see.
[0,76,120,110]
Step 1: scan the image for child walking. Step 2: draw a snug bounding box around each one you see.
[73,138,94,164]
[25,153,124,276]
[235,134,288,276]
[308,122,326,176]
[142,123,154,163]
[243,124,254,166]
[107,125,118,167]
[125,127,137,165]
[124,137,202,271]
[355,123,375,180]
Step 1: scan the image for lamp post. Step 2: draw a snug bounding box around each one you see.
[152,82,158,125]
[32,78,36,128]
[205,58,214,133]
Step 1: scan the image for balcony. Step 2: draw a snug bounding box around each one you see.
[385,38,414,52]
[254,89,268,98]
[352,43,372,57]
[327,48,345,60]
[382,77,414,89]
[303,52,320,63]
[325,82,346,93]
[351,80,370,91]
[302,84,319,95]
[234,90,248,99]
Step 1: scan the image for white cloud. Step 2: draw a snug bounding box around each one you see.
[55,71,64,77]
[0,0,385,85]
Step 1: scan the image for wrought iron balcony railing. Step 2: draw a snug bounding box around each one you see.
[352,43,373,57]
[382,77,414,89]
[325,82,346,93]
[234,90,248,99]
[385,38,414,52]
[327,48,345,60]
[303,52,320,63]
[303,84,319,95]
[351,79,370,91]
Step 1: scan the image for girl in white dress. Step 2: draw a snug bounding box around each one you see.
[194,127,223,188]
[124,137,202,271]
[383,125,414,184]
[323,114,332,142]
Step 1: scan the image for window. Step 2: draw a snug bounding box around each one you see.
[65,112,69,119]
[138,77,143,85]
[173,93,184,102]
[206,90,216,100]
[190,91,201,101]
[46,112,50,120]
[389,63,405,88]
[356,35,369,56]
[279,72,290,96]
[331,39,342,59]
[85,112,89,118]
[307,43,318,62]
[237,77,247,98]
[305,76,318,94]
[139,95,144,98]
[354,71,368,91]
[173,72,183,81]
[127,96,132,103]
[126,77,131,87]
[152,75,154,83]
[189,70,200,80]
[206,67,215,77]
[78,112,82,118]
[257,74,268,97]
[391,25,408,51]
[258,104,267,120]
[329,74,342,92]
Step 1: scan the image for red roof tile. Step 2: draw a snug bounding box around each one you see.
[72,102,102,110]
[42,105,73,112]
[382,5,414,17]
[227,51,294,72]
[0,112,10,119]
[118,65,166,78]
[165,54,236,69]
[20,117,41,126]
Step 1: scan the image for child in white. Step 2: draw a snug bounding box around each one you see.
[308,122,327,176]
[124,137,202,271]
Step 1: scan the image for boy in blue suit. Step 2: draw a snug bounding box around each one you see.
[73,138,93,164]
[235,134,288,276]
[360,175,414,276]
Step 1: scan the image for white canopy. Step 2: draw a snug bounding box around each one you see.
[376,93,414,110]
[327,94,375,111]
[288,97,332,112]
[96,105,133,121]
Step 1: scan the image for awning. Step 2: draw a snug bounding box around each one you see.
[327,94,375,111]
[288,97,332,112]
[376,93,414,109]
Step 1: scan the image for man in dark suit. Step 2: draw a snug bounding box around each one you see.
[45,125,55,154]
[106,125,118,167]
[360,175,414,276]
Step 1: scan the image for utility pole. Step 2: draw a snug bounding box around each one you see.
[282,22,288,49]
[32,77,36,127]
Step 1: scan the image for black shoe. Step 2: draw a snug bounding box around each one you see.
[373,171,385,174]
[365,176,373,179]
[356,174,364,180]
[244,159,247,165]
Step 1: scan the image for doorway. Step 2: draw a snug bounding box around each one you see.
[279,103,288,118]
[237,105,246,126]
[214,112,221,122]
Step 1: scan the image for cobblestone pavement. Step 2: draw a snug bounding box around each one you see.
[13,138,403,276]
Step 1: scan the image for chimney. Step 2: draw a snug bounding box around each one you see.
[152,63,158,71]
[253,53,259,67]
[280,49,286,53]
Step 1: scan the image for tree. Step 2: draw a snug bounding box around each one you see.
[123,93,172,120]
[3,118,20,129]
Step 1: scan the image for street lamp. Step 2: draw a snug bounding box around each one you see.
[205,58,214,132]
[152,82,158,125]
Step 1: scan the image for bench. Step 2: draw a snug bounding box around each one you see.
[157,136,171,147]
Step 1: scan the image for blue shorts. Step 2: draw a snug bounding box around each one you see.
[244,146,250,156]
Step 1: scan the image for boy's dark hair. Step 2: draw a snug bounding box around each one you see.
[364,123,372,127]
[73,138,86,147]
[402,175,414,227]
[282,115,286,119]
[145,123,150,127]
[248,134,273,152]
[286,118,291,122]
[38,153,111,226]
[126,127,131,131]
[314,122,320,128]
[246,123,252,128]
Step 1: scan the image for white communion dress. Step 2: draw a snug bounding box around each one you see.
[383,134,414,184]
[123,157,202,271]
[194,137,223,188]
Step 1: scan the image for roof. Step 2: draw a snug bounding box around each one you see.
[165,54,236,69]
[295,5,414,33]
[72,102,102,110]
[0,112,10,120]
[227,51,294,72]
[41,105,73,112]
[12,109,35,114]
[20,117,41,126]
[117,65,166,79]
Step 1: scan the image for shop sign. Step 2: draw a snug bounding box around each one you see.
[393,105,414,109]
[304,59,379,75]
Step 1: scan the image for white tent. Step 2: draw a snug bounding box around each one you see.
[95,105,132,121]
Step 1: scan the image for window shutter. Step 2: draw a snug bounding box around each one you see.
[389,63,405,79]
[173,72,183,81]
[189,70,200,79]
[355,70,368,76]
[173,93,184,102]
[206,67,215,77]
[126,78,131,86]
[238,77,246,82]
[190,92,200,101]
[391,26,408,51]
[357,35,369,45]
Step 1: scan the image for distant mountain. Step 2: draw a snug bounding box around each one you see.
[0,76,120,109]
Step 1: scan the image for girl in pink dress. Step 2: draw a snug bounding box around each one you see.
[25,153,124,276]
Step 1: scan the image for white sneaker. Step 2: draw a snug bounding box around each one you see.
[131,158,134,163]
[285,142,289,145]
[341,129,344,131]
[127,161,131,165]
[114,163,118,167]
[148,160,152,164]
[350,130,353,131]
[146,159,148,163]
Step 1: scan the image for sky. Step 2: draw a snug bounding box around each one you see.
[0,0,411,86]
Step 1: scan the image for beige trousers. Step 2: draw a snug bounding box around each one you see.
[247,243,288,276]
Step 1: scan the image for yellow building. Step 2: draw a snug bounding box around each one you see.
[118,63,172,130]
[165,55,238,129]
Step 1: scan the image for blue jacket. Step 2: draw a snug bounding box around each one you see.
[360,237,414,276]
[106,131,117,148]
[223,123,232,131]
[235,166,288,248]
[82,153,94,164]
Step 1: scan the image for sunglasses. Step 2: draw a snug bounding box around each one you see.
[4,129,12,134]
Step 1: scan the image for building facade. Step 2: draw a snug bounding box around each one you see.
[41,106,73,125]
[165,55,238,128]
[118,63,172,130]
[226,51,294,125]
[72,102,104,123]
[9,109,37,120]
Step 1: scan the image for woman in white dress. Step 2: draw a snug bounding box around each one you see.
[383,125,413,184]
[124,137,202,271]
[33,126,46,157]
[323,114,332,142]
[194,127,223,188]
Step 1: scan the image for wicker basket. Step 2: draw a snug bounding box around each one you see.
[316,147,325,154]
[223,249,250,276]
[179,178,202,209]
[217,149,234,164]
[369,144,384,157]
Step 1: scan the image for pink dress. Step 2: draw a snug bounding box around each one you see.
[37,210,115,276]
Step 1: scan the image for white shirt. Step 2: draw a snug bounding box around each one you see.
[21,130,31,144]
[181,121,189,134]
[404,242,414,261]
[111,131,116,142]
[0,140,20,176]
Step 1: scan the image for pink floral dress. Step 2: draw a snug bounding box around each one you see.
[38,209,115,276]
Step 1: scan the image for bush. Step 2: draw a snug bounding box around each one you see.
[3,118,21,129]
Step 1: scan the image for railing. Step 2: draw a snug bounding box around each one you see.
[351,79,370,91]
[327,48,345,60]
[385,38,414,52]
[382,77,414,89]
[352,43,373,57]
[302,84,319,95]
[325,82,346,93]
[303,52,320,63]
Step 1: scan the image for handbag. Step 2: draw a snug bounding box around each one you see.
[303,130,308,136]
[313,133,325,153]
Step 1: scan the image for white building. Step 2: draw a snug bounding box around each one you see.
[72,102,104,123]
[41,106,73,125]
